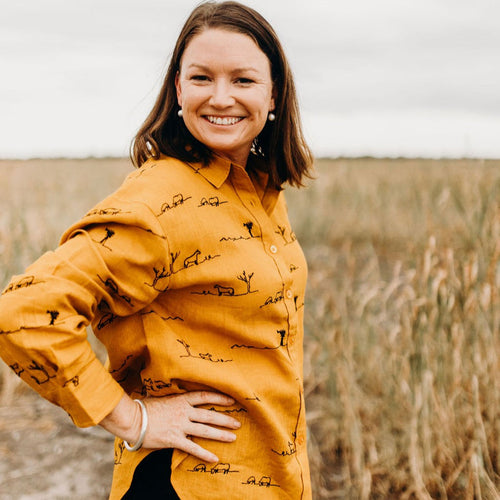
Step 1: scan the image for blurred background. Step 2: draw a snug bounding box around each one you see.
[2,1,500,498]
[1,0,500,159]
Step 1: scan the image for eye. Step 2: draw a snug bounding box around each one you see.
[235,77,254,85]
[190,75,210,82]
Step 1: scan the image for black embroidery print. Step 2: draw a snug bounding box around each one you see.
[1,309,59,335]
[260,290,284,308]
[231,329,287,351]
[275,225,297,245]
[220,221,260,241]
[85,207,131,217]
[145,250,221,292]
[109,355,133,374]
[141,378,172,394]
[177,339,232,363]
[2,275,45,295]
[187,463,239,475]
[156,193,192,216]
[63,375,80,387]
[145,267,171,293]
[244,394,261,402]
[97,275,134,307]
[289,264,299,273]
[47,310,59,325]
[208,406,248,414]
[140,310,184,322]
[9,363,24,377]
[137,227,169,240]
[242,476,280,488]
[92,227,115,251]
[131,162,157,178]
[114,441,125,465]
[272,392,303,458]
[97,312,119,330]
[96,299,119,330]
[191,270,258,297]
[271,440,297,457]
[28,360,56,385]
[294,296,305,311]
[198,196,228,207]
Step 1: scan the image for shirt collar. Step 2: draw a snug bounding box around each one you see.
[186,154,232,189]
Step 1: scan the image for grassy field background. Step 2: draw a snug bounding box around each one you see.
[1,157,500,499]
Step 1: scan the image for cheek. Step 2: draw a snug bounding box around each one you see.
[181,87,205,110]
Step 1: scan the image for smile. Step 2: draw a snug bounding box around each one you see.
[205,116,244,126]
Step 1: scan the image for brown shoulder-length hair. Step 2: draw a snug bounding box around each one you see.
[131,0,313,188]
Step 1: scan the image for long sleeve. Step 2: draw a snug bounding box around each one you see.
[0,197,169,426]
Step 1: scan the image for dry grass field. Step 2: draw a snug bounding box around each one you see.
[1,157,500,499]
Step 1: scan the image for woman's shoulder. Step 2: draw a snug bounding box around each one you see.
[113,155,199,203]
[123,155,191,183]
[61,156,196,240]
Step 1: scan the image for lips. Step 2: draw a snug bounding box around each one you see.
[205,115,244,126]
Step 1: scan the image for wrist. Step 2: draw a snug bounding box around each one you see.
[98,394,143,444]
[124,399,148,451]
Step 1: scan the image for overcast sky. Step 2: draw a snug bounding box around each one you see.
[1,0,499,158]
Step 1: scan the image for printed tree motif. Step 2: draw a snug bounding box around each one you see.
[275,225,287,239]
[47,310,59,325]
[28,360,55,385]
[237,271,255,294]
[99,228,115,245]
[243,221,255,238]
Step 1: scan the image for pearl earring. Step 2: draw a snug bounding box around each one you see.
[177,109,183,118]
[268,112,276,122]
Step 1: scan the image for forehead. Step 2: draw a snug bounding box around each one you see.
[180,28,271,72]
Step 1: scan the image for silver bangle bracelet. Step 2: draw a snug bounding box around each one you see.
[124,399,148,452]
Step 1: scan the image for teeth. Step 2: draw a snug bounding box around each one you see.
[206,116,242,125]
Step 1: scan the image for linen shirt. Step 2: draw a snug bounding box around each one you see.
[0,154,311,499]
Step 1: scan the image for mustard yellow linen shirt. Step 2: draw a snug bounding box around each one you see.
[0,154,311,499]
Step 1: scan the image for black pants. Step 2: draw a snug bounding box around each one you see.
[121,448,181,499]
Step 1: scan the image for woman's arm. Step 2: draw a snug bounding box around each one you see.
[99,391,241,462]
[0,198,169,426]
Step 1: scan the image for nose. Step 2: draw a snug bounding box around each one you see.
[209,79,235,108]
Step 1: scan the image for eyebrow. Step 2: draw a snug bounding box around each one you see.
[186,63,259,74]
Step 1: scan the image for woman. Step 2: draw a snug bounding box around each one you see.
[0,1,313,498]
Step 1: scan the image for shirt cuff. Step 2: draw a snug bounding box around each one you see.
[61,356,125,427]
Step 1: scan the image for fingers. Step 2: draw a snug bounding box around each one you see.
[190,407,241,430]
[179,437,219,463]
[184,390,235,408]
[187,421,237,443]
[139,391,241,459]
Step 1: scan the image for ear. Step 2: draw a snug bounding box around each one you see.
[175,71,182,107]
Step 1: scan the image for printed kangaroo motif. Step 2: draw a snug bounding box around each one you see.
[2,275,42,295]
[184,250,201,268]
[199,196,227,207]
[177,339,232,363]
[242,476,280,488]
[214,285,235,296]
[191,270,257,297]
[188,463,239,474]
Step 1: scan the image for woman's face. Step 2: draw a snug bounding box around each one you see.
[175,29,275,167]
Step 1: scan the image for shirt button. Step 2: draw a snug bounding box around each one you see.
[270,245,278,254]
[286,290,293,299]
